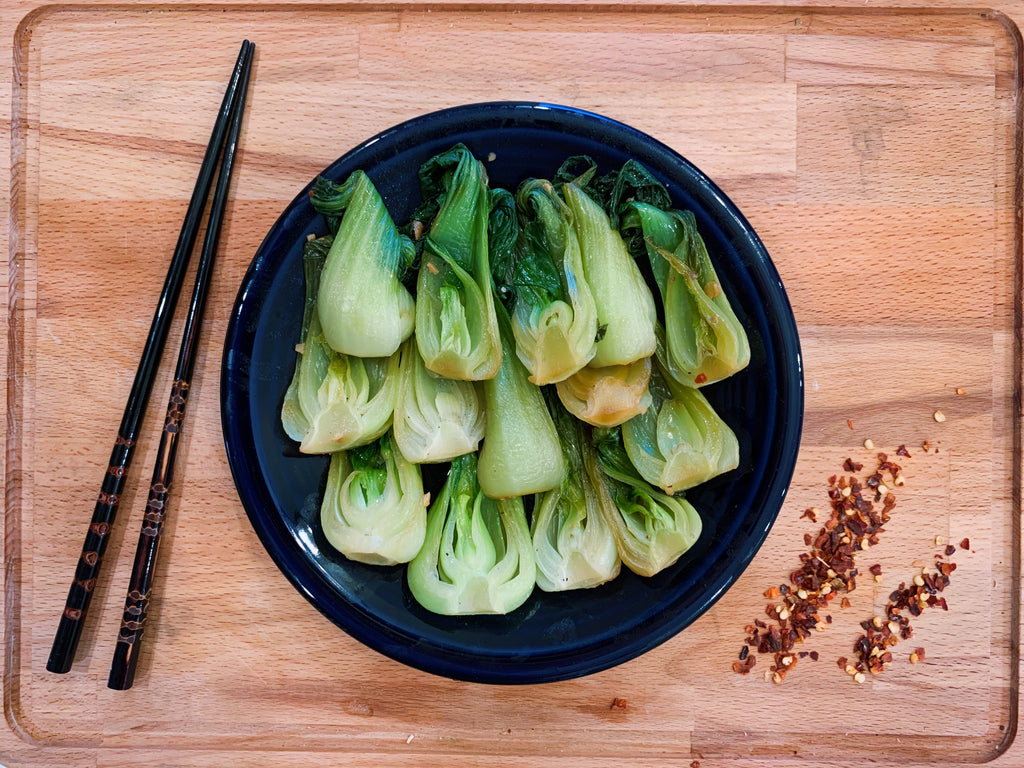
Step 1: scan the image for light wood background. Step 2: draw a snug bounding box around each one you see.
[3,2,1023,766]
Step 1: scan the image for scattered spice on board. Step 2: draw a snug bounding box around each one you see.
[736,444,969,683]
[737,450,905,682]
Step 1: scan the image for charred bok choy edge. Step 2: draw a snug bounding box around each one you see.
[310,172,417,358]
[407,453,536,615]
[507,178,597,385]
[532,391,621,592]
[281,235,400,454]
[587,426,703,578]
[320,432,427,565]
[620,202,749,387]
[414,144,502,381]
[621,332,740,495]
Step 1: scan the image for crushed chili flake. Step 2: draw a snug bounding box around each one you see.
[850,554,957,677]
[610,697,628,711]
[737,453,901,681]
[960,538,971,550]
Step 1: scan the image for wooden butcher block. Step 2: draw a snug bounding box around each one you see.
[2,2,1022,767]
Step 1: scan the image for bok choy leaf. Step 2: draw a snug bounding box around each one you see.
[407,453,536,615]
[320,433,427,566]
[587,427,703,578]
[414,144,502,381]
[311,172,417,358]
[508,178,598,385]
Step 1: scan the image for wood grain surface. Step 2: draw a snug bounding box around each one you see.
[3,2,1023,767]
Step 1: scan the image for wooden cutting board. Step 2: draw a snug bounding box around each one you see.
[3,2,1023,766]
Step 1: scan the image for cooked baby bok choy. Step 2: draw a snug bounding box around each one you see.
[554,356,653,428]
[562,182,657,367]
[477,302,565,499]
[407,453,536,615]
[392,339,485,464]
[310,172,416,358]
[286,306,400,454]
[621,203,749,387]
[587,427,703,578]
[621,345,739,494]
[508,179,597,385]
[320,433,427,566]
[532,395,620,592]
[414,144,502,381]
[282,235,332,443]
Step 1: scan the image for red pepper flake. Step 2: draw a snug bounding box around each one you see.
[960,538,971,550]
[869,563,883,576]
[800,508,818,522]
[694,373,708,385]
[690,761,702,768]
[736,452,903,681]
[610,697,628,710]
[944,544,957,556]
[847,419,855,430]
[896,444,912,457]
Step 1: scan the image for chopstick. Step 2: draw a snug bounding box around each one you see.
[46,40,256,676]
[105,41,255,691]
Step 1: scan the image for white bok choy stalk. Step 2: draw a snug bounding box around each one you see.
[476,301,565,499]
[586,427,703,578]
[561,181,657,368]
[414,144,501,381]
[320,433,427,566]
[621,335,739,494]
[621,202,749,387]
[392,338,485,464]
[508,178,597,385]
[554,356,653,428]
[532,393,620,592]
[311,172,416,358]
[407,453,536,615]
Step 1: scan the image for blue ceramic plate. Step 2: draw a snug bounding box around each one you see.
[221,102,803,684]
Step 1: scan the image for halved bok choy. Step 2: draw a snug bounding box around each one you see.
[621,202,749,387]
[508,178,597,384]
[621,339,740,494]
[392,339,485,464]
[414,144,502,381]
[310,172,416,358]
[532,393,620,592]
[320,433,427,566]
[281,236,399,454]
[407,453,536,615]
[587,427,703,578]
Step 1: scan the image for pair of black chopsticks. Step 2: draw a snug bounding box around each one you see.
[46,40,255,690]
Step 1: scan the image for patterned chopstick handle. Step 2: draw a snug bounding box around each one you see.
[107,380,190,690]
[45,435,135,673]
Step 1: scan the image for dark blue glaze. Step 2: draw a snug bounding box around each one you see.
[221,102,803,684]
